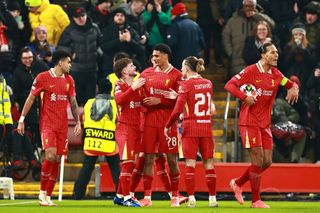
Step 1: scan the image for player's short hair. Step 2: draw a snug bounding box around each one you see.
[153,43,172,59]
[113,58,133,78]
[184,56,205,73]
[52,50,72,65]
[259,42,274,54]
[113,52,130,63]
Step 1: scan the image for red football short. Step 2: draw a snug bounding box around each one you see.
[239,125,273,150]
[116,122,141,160]
[182,137,214,160]
[41,129,68,155]
[142,125,178,154]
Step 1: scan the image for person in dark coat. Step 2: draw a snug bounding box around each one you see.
[12,46,49,148]
[58,7,102,106]
[87,0,113,30]
[166,2,205,69]
[100,8,145,75]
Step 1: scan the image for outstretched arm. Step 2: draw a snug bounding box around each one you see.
[69,96,81,136]
[17,93,36,135]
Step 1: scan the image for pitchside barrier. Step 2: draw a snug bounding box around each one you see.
[100,162,320,193]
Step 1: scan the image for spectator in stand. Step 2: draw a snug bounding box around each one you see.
[196,0,225,67]
[88,0,113,30]
[243,20,280,65]
[58,7,102,106]
[118,0,148,70]
[0,1,22,85]
[28,26,56,67]
[25,0,70,47]
[143,0,172,58]
[281,23,317,97]
[294,1,320,59]
[307,63,320,164]
[100,8,145,75]
[222,0,274,78]
[271,97,306,163]
[166,2,205,69]
[73,79,120,200]
[12,47,49,148]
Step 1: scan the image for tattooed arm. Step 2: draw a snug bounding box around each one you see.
[69,96,81,136]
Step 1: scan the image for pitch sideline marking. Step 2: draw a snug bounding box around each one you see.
[0,201,37,206]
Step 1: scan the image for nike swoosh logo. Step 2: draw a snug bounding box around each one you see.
[49,85,55,88]
[256,80,262,83]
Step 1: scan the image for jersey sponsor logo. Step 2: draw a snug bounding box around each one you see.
[129,101,141,109]
[262,90,273,96]
[51,93,57,101]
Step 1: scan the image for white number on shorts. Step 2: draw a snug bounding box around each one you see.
[166,136,177,147]
[194,92,211,116]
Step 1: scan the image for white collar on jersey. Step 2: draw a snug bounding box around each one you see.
[155,64,173,73]
[186,74,202,80]
[49,68,65,78]
[256,61,272,74]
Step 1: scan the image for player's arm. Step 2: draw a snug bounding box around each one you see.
[70,96,81,136]
[115,78,145,105]
[164,94,186,137]
[17,93,36,135]
[280,77,299,105]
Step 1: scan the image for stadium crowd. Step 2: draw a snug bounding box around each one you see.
[0,0,319,208]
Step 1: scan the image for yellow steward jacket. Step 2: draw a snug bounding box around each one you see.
[83,96,118,156]
[0,76,13,125]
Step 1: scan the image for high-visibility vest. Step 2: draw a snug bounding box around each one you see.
[0,76,13,125]
[83,97,118,156]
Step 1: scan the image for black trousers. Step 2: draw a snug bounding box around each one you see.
[73,154,120,199]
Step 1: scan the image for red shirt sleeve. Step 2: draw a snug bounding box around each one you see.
[68,76,76,97]
[31,74,44,97]
[165,94,186,128]
[224,77,247,101]
[114,82,135,105]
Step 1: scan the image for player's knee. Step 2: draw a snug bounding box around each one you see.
[263,160,272,169]
[46,152,57,162]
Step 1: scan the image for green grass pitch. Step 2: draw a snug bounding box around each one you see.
[0,200,319,213]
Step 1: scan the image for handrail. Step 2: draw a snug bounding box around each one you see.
[222,92,231,162]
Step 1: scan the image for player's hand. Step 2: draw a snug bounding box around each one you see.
[164,127,170,138]
[244,95,256,106]
[17,122,25,135]
[163,88,178,99]
[143,97,161,106]
[286,87,299,105]
[74,121,81,136]
[132,78,146,91]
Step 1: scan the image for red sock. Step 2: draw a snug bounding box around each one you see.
[143,175,153,197]
[236,166,269,187]
[130,155,145,193]
[249,165,262,202]
[46,162,60,196]
[170,172,180,197]
[40,159,54,191]
[155,155,171,192]
[117,180,122,195]
[119,162,134,196]
[185,166,195,196]
[205,169,216,196]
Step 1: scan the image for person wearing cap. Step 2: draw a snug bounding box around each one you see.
[57,6,102,106]
[25,0,70,47]
[166,2,205,69]
[100,7,145,76]
[222,0,275,77]
[281,22,317,96]
[294,1,320,57]
[28,26,56,67]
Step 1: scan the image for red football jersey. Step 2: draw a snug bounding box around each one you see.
[166,75,213,137]
[140,65,182,127]
[225,62,290,128]
[31,69,76,132]
[114,79,144,125]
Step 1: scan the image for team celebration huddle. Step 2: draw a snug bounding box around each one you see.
[16,41,299,208]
